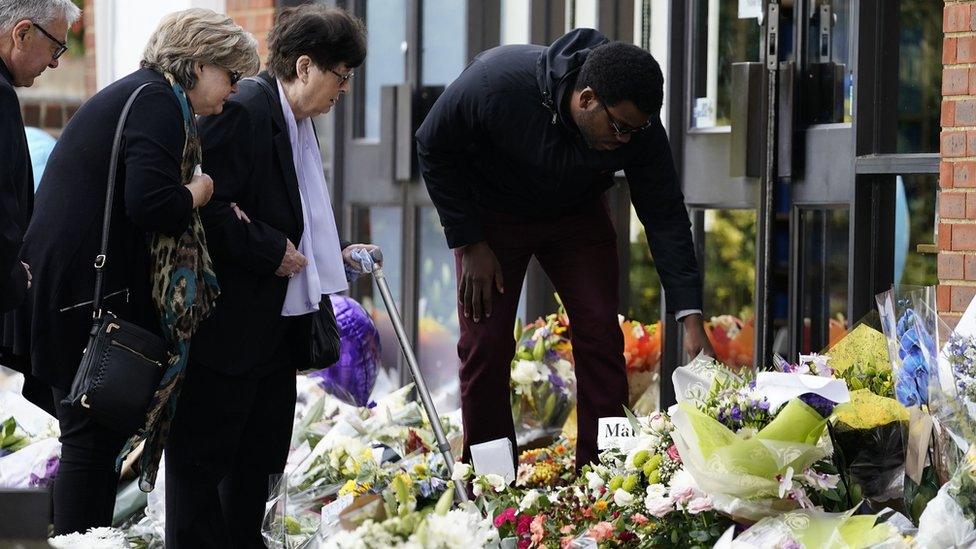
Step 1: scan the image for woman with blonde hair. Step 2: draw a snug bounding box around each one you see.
[23,8,259,535]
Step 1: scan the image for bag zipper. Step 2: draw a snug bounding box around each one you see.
[60,288,130,313]
[110,339,162,367]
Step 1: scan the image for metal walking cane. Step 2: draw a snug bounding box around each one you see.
[353,249,469,502]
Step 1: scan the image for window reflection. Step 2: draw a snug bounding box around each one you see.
[501,0,529,45]
[628,206,661,324]
[361,0,406,139]
[699,209,757,368]
[351,206,403,391]
[896,174,938,286]
[897,1,942,153]
[418,207,461,411]
[422,0,467,86]
[691,0,761,128]
[798,208,850,354]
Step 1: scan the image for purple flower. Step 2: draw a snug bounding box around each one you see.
[799,393,836,418]
[731,406,742,422]
[548,371,566,391]
[758,400,771,411]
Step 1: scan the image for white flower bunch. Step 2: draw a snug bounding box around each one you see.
[511,360,547,395]
[642,469,714,518]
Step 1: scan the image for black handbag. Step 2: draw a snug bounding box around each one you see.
[306,298,341,371]
[60,82,170,435]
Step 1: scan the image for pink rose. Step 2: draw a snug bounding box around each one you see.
[586,522,615,542]
[631,513,649,525]
[669,484,695,505]
[560,536,575,549]
[559,525,574,535]
[687,496,713,515]
[667,444,681,462]
[644,495,674,518]
[516,514,533,535]
[530,514,546,544]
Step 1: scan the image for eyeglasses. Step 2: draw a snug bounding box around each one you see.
[328,68,354,85]
[601,102,653,136]
[31,21,68,61]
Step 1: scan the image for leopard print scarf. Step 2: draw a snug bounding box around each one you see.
[116,72,220,491]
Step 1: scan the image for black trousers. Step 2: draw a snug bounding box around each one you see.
[164,319,301,548]
[51,387,132,535]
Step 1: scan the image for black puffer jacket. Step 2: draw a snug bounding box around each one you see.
[415,28,702,312]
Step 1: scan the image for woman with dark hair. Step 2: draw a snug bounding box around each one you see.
[164,5,375,547]
[22,8,259,535]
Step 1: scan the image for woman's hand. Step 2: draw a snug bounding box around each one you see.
[341,244,381,272]
[186,172,214,208]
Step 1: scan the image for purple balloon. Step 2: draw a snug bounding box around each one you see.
[309,295,381,407]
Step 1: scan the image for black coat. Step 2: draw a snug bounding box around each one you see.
[0,58,33,361]
[415,29,702,312]
[23,68,194,390]
[193,72,325,377]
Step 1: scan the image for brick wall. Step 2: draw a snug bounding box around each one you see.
[226,0,277,66]
[940,0,976,326]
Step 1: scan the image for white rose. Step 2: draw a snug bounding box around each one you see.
[586,471,606,491]
[645,483,667,499]
[613,489,636,507]
[519,489,542,511]
[451,463,473,482]
[649,412,667,433]
[485,473,507,493]
[644,495,675,518]
[511,360,544,391]
[687,496,713,515]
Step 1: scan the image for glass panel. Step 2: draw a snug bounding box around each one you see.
[422,0,467,86]
[634,0,670,129]
[501,0,530,45]
[569,0,598,30]
[798,208,850,354]
[804,0,853,123]
[418,207,461,411]
[700,209,757,368]
[361,0,407,139]
[352,206,404,392]
[690,0,761,128]
[627,206,661,324]
[896,1,942,153]
[895,174,938,286]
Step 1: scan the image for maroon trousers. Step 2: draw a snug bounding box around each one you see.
[455,201,628,468]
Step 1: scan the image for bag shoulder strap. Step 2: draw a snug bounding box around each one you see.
[245,75,276,100]
[92,81,158,319]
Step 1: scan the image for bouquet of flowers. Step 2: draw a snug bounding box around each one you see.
[705,315,754,369]
[915,445,976,547]
[620,316,661,411]
[515,439,575,489]
[669,357,848,521]
[727,507,907,548]
[322,483,498,549]
[875,285,937,407]
[0,381,61,489]
[511,312,576,445]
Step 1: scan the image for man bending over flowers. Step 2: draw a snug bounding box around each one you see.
[416,28,712,468]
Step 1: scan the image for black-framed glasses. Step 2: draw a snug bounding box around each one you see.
[601,102,653,136]
[31,21,68,61]
[328,68,354,85]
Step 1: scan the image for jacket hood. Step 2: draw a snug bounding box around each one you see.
[535,28,609,123]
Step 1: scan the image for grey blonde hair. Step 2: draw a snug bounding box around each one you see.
[0,0,81,32]
[141,8,260,90]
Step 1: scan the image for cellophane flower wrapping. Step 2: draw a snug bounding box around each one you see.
[915,445,976,548]
[875,285,937,408]
[510,314,576,446]
[727,507,906,549]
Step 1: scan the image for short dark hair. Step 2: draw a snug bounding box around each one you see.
[575,42,664,116]
[267,5,366,81]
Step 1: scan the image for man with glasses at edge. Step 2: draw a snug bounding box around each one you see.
[0,0,80,414]
[416,29,714,470]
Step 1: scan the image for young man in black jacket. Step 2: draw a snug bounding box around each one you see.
[416,29,713,467]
